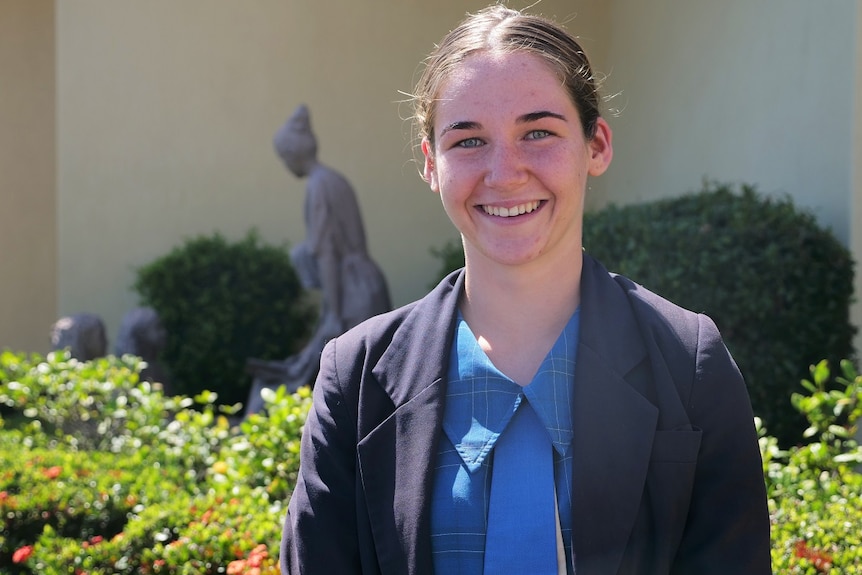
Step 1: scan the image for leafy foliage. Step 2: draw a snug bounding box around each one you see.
[2,350,861,572]
[0,350,310,574]
[761,360,862,573]
[427,239,465,289]
[133,230,315,407]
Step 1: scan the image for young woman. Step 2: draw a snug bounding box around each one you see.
[280,5,771,574]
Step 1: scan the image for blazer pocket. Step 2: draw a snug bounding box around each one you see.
[643,429,703,564]
[650,428,702,463]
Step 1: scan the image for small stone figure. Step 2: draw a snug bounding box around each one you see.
[50,313,107,361]
[115,307,169,390]
[246,104,391,414]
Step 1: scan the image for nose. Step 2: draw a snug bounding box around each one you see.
[483,142,528,191]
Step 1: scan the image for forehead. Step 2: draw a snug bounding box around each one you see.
[434,51,572,123]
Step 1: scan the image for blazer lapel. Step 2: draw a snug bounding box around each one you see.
[358,271,463,575]
[571,255,659,575]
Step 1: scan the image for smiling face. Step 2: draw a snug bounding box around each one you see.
[422,50,612,271]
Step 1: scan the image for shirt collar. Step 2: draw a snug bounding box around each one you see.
[442,309,580,472]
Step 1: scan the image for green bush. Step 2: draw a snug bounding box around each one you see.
[428,239,465,289]
[761,359,862,572]
[2,349,861,572]
[133,230,315,407]
[582,182,855,446]
[430,182,856,446]
[0,350,311,574]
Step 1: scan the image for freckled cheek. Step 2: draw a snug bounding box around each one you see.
[437,162,484,196]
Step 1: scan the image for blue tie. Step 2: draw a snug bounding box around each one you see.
[484,399,558,574]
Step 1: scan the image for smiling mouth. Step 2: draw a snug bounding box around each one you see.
[481,200,542,218]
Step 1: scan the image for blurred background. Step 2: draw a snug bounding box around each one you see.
[1,0,860,354]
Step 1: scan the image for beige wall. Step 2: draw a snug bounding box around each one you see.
[53,0,601,349]
[0,0,56,353]
[4,1,858,354]
[601,0,860,353]
[599,0,857,246]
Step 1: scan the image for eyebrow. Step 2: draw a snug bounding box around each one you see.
[438,110,567,139]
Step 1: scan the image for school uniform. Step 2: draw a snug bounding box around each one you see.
[280,253,771,575]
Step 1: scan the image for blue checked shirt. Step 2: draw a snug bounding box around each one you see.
[430,309,579,575]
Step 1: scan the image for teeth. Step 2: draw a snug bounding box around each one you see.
[482,201,540,217]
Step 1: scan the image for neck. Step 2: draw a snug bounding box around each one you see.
[460,249,583,385]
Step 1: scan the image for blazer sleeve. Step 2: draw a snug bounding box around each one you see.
[671,314,772,574]
[280,339,363,574]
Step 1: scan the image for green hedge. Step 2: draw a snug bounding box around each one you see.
[2,350,860,573]
[430,182,855,446]
[582,183,855,446]
[133,230,315,407]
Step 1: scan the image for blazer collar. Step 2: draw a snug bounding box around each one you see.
[371,269,463,405]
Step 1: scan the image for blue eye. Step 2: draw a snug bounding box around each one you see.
[526,130,552,140]
[456,138,484,148]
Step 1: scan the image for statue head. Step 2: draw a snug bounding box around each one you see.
[274,104,318,177]
[50,313,107,361]
[114,307,166,361]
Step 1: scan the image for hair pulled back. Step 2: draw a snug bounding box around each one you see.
[413,4,602,149]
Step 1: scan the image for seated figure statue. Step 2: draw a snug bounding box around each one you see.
[246,104,391,414]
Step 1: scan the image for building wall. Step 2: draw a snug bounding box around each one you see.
[53,0,602,349]
[0,0,56,353]
[5,1,857,354]
[599,0,857,247]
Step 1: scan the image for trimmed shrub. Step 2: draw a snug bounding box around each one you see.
[428,239,465,289]
[133,230,315,407]
[582,182,855,446]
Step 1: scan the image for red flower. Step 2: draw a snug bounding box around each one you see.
[12,545,34,564]
[43,466,62,479]
[794,540,833,573]
[247,545,269,568]
[248,553,264,568]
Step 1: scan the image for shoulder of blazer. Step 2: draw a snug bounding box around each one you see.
[604,263,712,413]
[324,268,463,407]
[610,271,701,354]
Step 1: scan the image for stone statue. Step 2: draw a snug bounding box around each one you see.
[246,104,391,414]
[50,313,107,361]
[115,307,170,390]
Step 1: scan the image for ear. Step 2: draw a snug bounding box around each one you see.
[421,138,439,193]
[587,118,613,177]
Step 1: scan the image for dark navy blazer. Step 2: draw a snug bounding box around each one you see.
[280,254,771,575]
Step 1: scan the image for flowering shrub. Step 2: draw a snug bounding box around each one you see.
[0,350,311,574]
[2,350,861,572]
[761,360,862,572]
